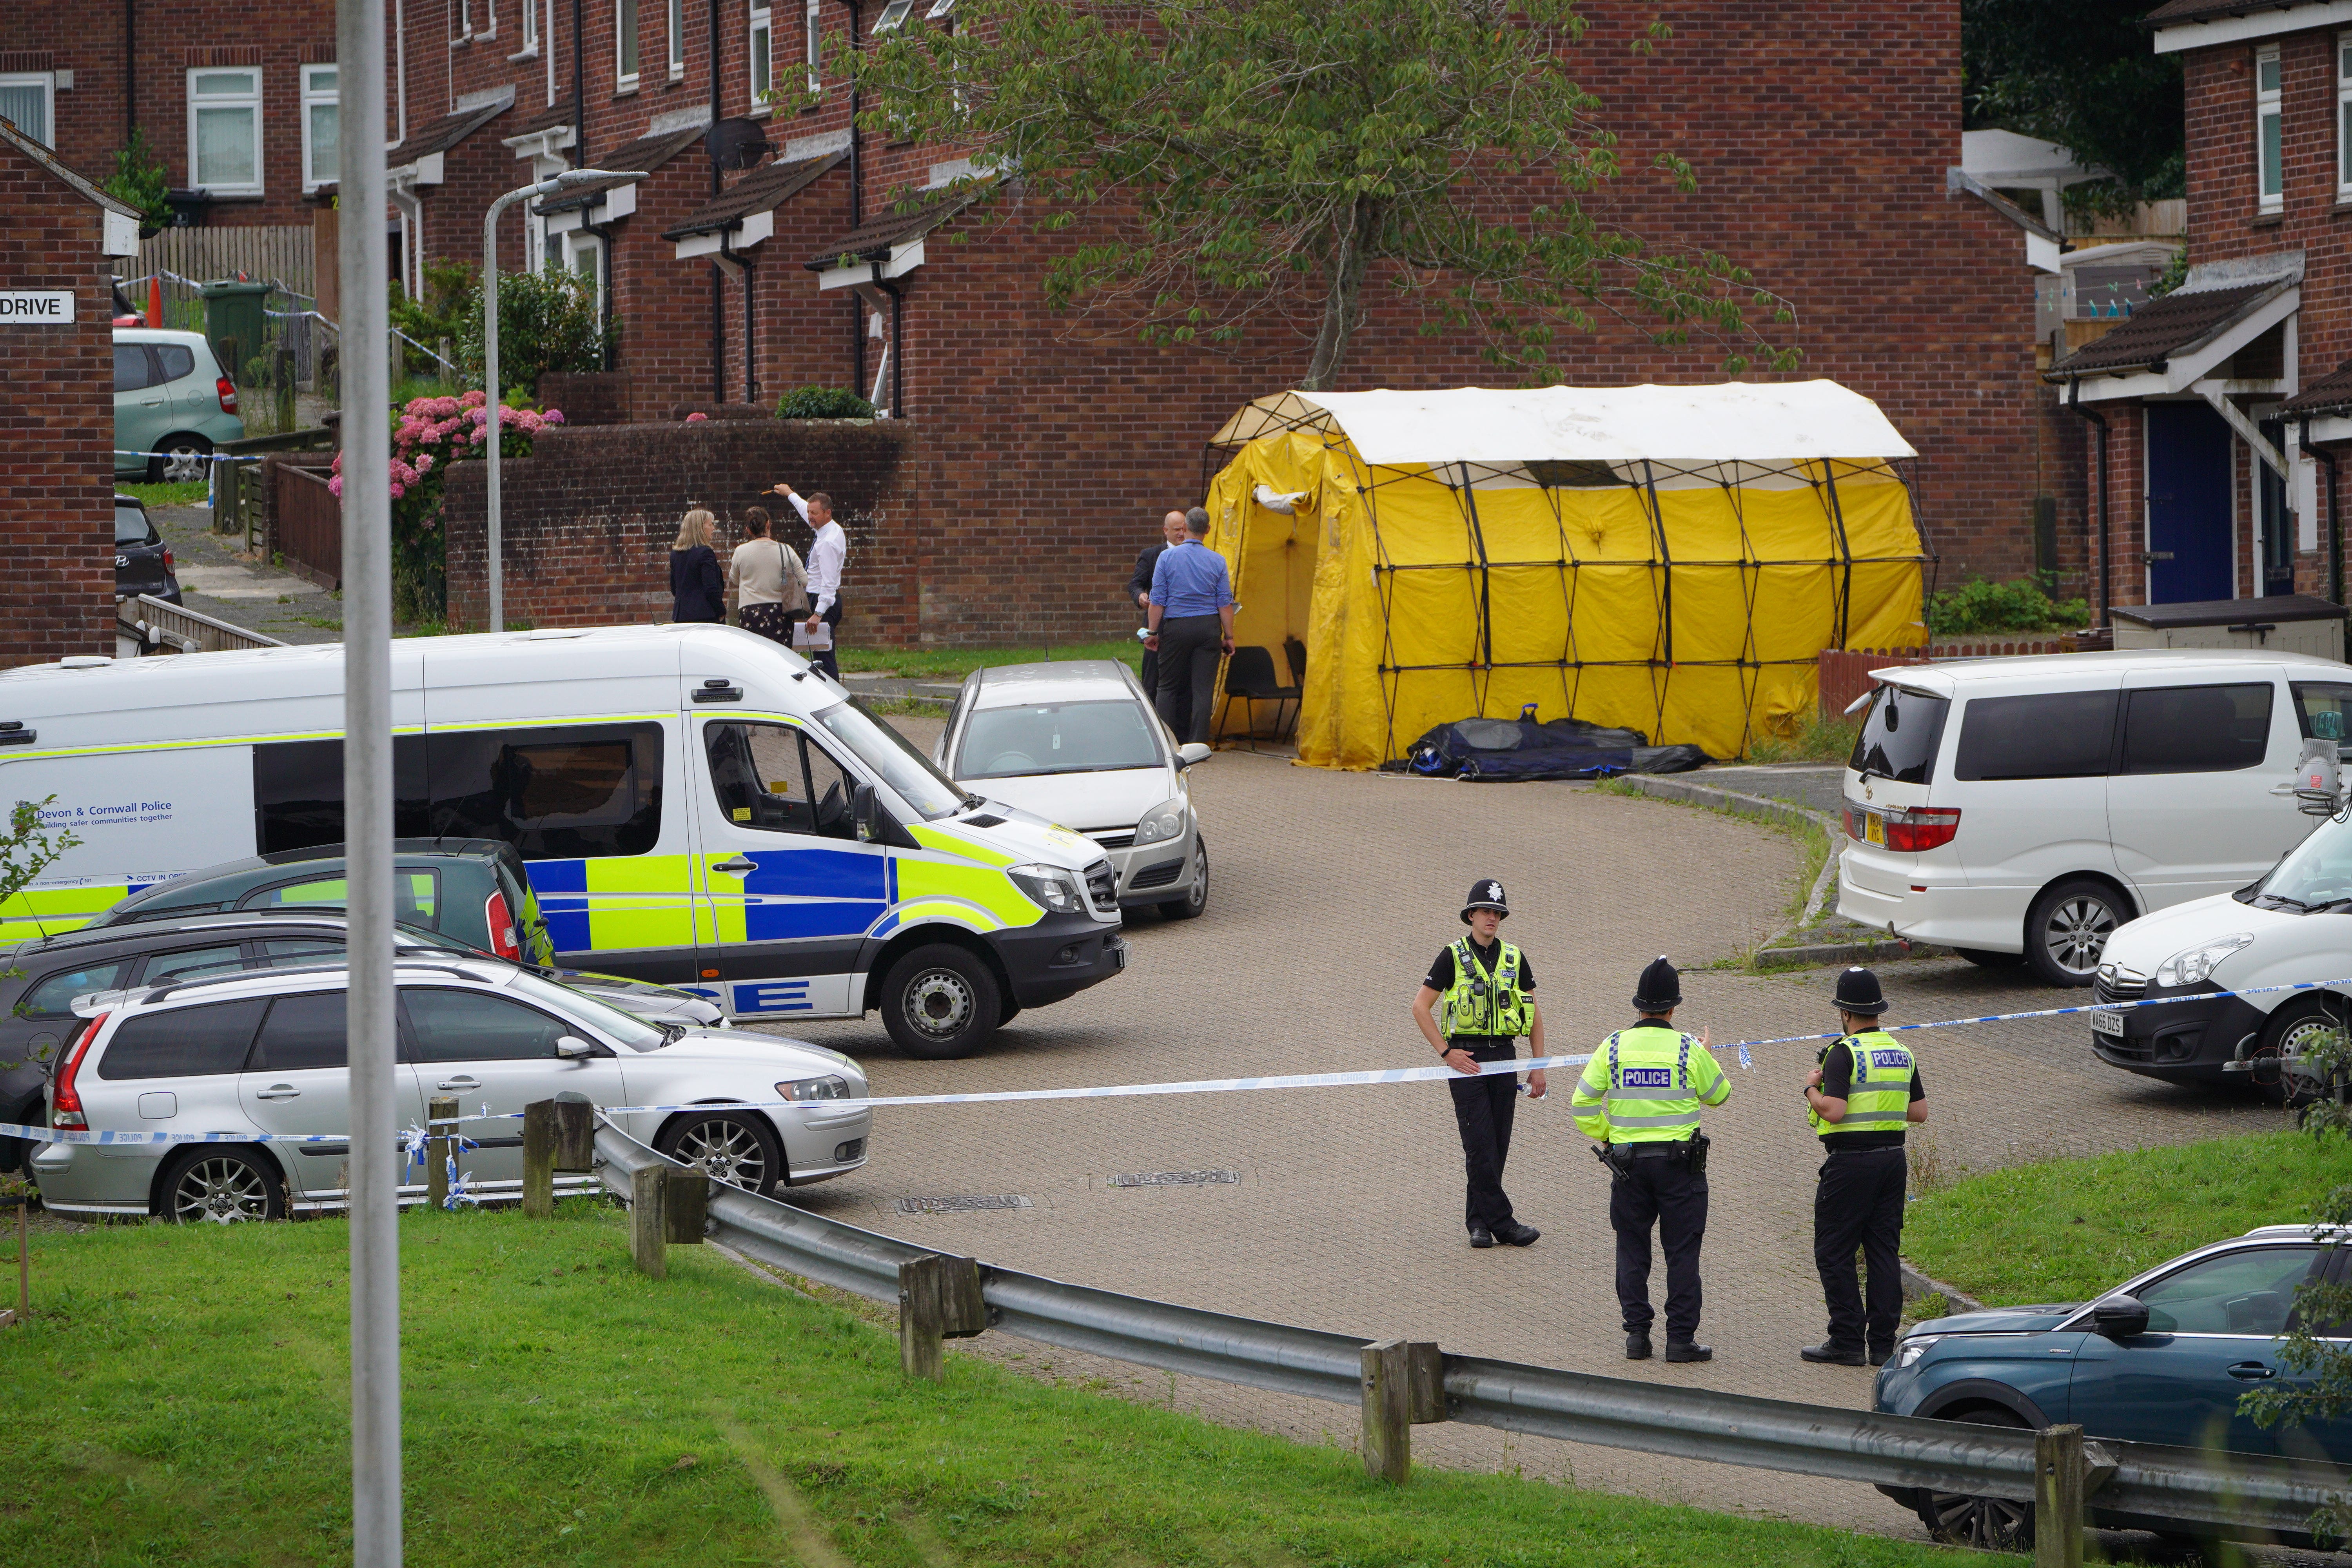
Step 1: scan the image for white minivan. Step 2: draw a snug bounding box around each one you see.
[1836,649,2351,986]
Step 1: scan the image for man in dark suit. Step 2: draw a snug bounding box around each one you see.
[1128,510,1191,734]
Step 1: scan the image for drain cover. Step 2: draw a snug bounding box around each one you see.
[1109,1170,1240,1188]
[895,1194,1032,1215]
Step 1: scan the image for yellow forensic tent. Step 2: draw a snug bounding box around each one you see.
[1198,383,1929,768]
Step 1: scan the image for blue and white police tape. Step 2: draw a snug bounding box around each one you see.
[113,449,267,464]
[6,971,2349,1147]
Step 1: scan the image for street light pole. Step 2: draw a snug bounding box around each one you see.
[335,0,399,1563]
[481,169,643,632]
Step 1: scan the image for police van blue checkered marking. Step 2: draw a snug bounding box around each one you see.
[733,980,814,1014]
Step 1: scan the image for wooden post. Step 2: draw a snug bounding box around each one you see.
[662,1169,707,1244]
[426,1094,457,1210]
[630,1165,667,1278]
[16,1196,25,1319]
[552,1098,595,1171]
[1360,1340,1444,1484]
[2034,1423,2086,1568]
[897,1254,988,1380]
[521,1100,555,1219]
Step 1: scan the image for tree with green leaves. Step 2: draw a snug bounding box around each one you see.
[101,127,171,234]
[0,798,80,1073]
[1963,0,2185,212]
[852,0,1795,390]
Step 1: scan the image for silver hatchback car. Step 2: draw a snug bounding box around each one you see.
[30,955,871,1221]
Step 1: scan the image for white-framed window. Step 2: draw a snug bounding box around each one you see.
[804,0,821,91]
[565,231,605,323]
[299,64,339,192]
[523,0,538,47]
[188,67,264,196]
[481,0,497,37]
[2259,44,2284,213]
[668,0,685,78]
[617,0,641,88]
[873,0,914,32]
[926,0,955,16]
[0,72,54,147]
[2338,34,2352,196]
[454,0,472,39]
[750,2,773,105]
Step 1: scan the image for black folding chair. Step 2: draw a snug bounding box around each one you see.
[1223,645,1301,749]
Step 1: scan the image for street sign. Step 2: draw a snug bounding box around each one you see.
[0,290,76,323]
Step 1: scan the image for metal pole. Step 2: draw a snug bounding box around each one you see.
[336,0,400,1559]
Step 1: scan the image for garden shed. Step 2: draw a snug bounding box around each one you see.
[1200,381,1930,767]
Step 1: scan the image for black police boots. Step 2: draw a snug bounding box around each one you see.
[1490,1220,1541,1247]
[1664,1340,1713,1363]
[1800,1341,1867,1366]
[1468,1226,1495,1248]
[1625,1332,1652,1360]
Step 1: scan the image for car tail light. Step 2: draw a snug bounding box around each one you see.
[1882,806,1961,853]
[1842,803,1862,840]
[162,548,174,572]
[216,377,238,414]
[484,889,520,961]
[51,1011,108,1131]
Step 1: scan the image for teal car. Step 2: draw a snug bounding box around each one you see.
[114,328,244,481]
[1874,1224,2350,1551]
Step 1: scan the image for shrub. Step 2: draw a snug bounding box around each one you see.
[774,385,877,419]
[1925,576,2089,637]
[390,257,475,384]
[454,269,607,396]
[102,127,171,233]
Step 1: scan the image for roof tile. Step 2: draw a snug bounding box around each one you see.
[2045,281,2281,379]
[660,151,846,240]
[532,126,710,214]
[395,100,510,165]
[802,187,980,270]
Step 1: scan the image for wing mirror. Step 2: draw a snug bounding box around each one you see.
[1176,742,1212,768]
[2089,1294,2149,1339]
[554,1036,595,1061]
[853,781,878,843]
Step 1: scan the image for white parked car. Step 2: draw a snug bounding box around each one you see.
[28,955,870,1221]
[934,661,1212,918]
[1837,649,2351,986]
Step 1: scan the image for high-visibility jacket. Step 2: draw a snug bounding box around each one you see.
[1811,1030,1916,1138]
[1572,1020,1730,1145]
[1439,938,1532,1038]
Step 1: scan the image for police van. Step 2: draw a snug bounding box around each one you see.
[0,624,1127,1058]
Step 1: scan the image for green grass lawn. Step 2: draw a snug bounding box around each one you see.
[1904,1130,2352,1307]
[118,479,212,509]
[0,1203,2002,1567]
[840,640,1143,681]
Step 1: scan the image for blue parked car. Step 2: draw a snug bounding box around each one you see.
[1875,1225,2349,1552]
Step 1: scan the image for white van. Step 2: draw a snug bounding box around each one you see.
[0,625,1126,1058]
[1836,649,2350,986]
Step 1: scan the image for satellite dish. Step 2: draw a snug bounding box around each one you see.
[706,118,774,172]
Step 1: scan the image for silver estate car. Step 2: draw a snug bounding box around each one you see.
[935,660,1212,917]
[30,955,871,1221]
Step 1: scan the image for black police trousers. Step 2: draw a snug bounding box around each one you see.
[1814,1145,1907,1354]
[1611,1151,1708,1340]
[1447,1042,1519,1233]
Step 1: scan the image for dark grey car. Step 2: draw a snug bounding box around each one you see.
[114,494,181,605]
[0,910,724,1173]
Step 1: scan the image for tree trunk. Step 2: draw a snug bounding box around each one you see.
[1301,199,1378,391]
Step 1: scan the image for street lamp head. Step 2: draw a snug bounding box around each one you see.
[534,167,648,196]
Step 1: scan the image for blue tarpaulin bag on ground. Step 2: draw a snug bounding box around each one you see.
[1390,707,1711,781]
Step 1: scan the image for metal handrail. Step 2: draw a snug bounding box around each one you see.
[590,1122,2349,1538]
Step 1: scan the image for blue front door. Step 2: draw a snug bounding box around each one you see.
[2144,401,2234,604]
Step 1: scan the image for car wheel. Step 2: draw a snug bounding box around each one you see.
[149,434,214,485]
[1915,1406,2034,1552]
[160,1148,286,1223]
[2024,878,2128,987]
[1953,947,2024,969]
[1159,838,1209,921]
[656,1111,785,1200]
[881,942,1001,1060]
[2252,995,2348,1107]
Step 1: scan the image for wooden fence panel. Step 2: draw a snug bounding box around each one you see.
[134,227,316,308]
[1818,639,2080,716]
[275,463,341,590]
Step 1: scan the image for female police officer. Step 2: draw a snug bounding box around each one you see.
[1410,879,1546,1249]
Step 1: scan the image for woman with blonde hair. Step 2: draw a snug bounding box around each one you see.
[728,505,808,646]
[668,507,726,623]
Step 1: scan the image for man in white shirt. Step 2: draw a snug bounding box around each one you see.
[768,484,847,679]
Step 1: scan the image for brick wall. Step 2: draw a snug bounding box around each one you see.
[0,136,115,666]
[439,417,918,637]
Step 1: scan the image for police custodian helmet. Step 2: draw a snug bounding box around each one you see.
[1460,878,1510,922]
[1835,965,1888,1016]
[1633,955,1681,1012]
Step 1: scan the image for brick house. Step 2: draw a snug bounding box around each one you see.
[0,113,141,667]
[6,3,2062,646]
[2047,0,2352,619]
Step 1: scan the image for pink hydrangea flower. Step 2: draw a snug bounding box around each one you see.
[413,452,435,474]
[543,408,565,425]
[328,475,343,498]
[686,411,707,422]
[460,389,487,409]
[389,481,405,499]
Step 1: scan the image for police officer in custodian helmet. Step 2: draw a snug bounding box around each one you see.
[1800,966,1928,1366]
[1411,878,1547,1249]
[1572,956,1730,1362]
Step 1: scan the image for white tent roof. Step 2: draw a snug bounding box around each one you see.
[1247,381,1916,467]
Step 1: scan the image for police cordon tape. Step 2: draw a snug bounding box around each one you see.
[114,449,268,464]
[7,971,2348,1149]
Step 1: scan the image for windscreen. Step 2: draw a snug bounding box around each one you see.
[2254,815,2352,909]
[955,701,1163,779]
[1848,685,1948,785]
[505,968,668,1052]
[114,506,157,546]
[814,698,966,820]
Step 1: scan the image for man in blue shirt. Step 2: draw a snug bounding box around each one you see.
[1144,506,1236,743]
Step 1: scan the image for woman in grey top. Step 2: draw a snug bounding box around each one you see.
[728,506,808,646]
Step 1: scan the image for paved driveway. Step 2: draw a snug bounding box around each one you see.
[757,719,2289,1537]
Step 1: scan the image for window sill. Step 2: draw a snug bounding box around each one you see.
[508,43,539,60]
[615,78,641,96]
[2252,211,2285,227]
[668,65,686,82]
[450,33,472,47]
[198,190,267,203]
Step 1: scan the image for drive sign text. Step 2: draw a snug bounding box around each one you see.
[0,290,77,323]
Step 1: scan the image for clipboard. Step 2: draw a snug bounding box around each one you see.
[793,619,834,652]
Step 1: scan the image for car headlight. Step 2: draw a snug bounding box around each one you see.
[1134,797,1187,846]
[2155,933,2254,988]
[1007,863,1085,914]
[1892,1335,1941,1369]
[776,1075,850,1102]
